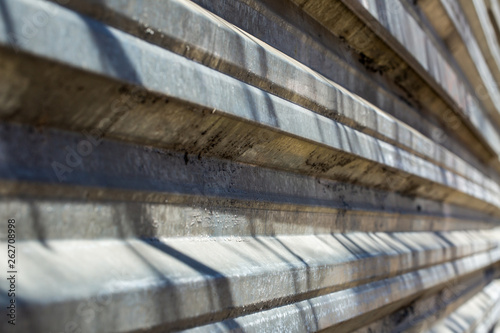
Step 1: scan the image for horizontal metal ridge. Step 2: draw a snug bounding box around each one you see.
[34,0,500,193]
[181,245,500,332]
[426,279,500,333]
[338,0,500,160]
[0,0,499,214]
[353,269,497,332]
[2,230,498,332]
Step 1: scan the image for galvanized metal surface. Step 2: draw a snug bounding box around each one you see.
[39,0,500,197]
[338,0,500,160]
[0,0,499,332]
[425,279,500,333]
[0,0,499,214]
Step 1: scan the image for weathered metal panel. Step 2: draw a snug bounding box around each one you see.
[0,0,499,332]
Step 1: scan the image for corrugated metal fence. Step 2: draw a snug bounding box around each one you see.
[1,0,500,331]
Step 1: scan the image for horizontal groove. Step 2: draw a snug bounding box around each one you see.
[0,2,498,333]
[181,245,500,332]
[0,1,499,214]
[1,190,497,239]
[426,279,500,333]
[0,124,498,239]
[190,0,494,175]
[338,0,500,160]
[353,268,498,332]
[420,0,500,128]
[0,230,498,332]
[452,0,500,90]
[37,0,499,195]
